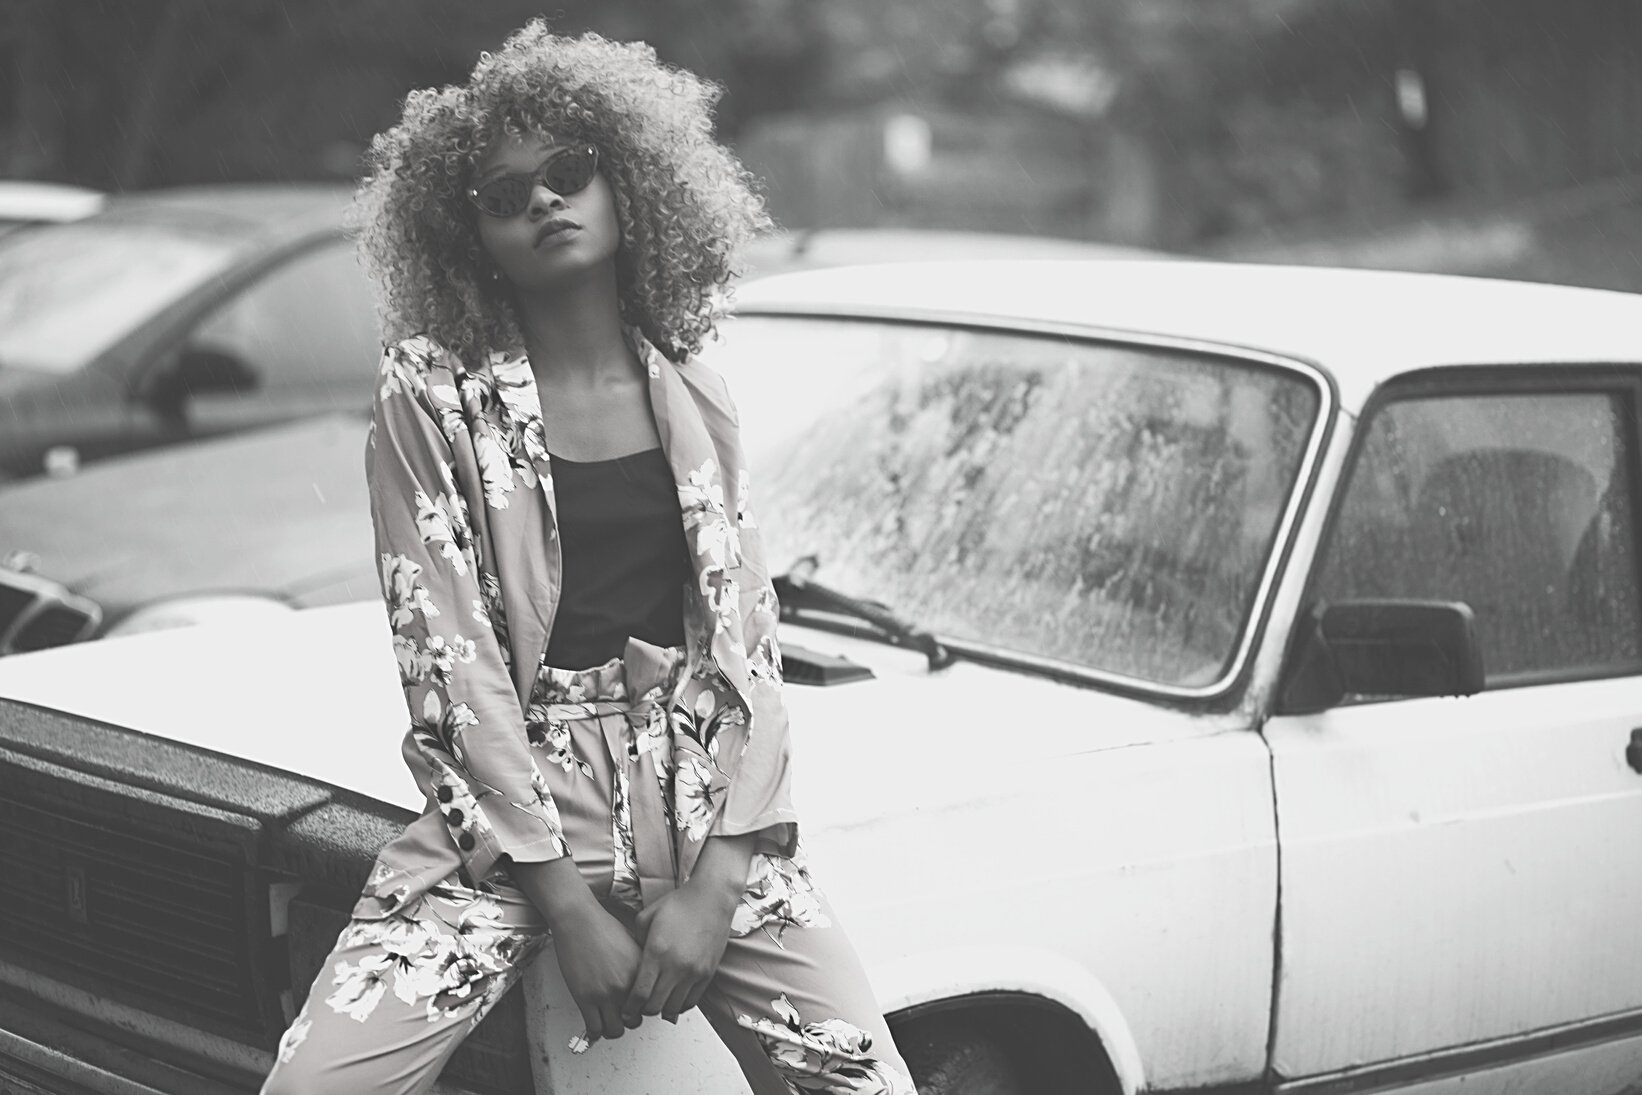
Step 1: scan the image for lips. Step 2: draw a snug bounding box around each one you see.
[535,218,581,247]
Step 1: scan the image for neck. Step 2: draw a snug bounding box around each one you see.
[512,264,635,385]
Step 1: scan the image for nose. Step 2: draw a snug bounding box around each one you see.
[527,181,568,217]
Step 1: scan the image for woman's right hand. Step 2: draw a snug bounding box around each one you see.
[551,900,644,1044]
[511,857,643,1044]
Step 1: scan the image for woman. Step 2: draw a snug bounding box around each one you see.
[260,21,916,1095]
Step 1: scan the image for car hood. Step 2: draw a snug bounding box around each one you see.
[0,416,376,622]
[0,600,1241,826]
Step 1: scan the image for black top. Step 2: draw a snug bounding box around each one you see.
[541,447,692,670]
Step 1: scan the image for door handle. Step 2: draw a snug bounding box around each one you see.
[1628,729,1642,775]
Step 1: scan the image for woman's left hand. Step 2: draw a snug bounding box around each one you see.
[622,833,756,1024]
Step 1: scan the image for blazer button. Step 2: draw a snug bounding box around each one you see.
[436,786,454,803]
[446,808,465,828]
[458,833,476,852]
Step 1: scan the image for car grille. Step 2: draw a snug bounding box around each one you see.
[0,570,99,655]
[0,584,33,637]
[0,748,272,1039]
[9,605,96,653]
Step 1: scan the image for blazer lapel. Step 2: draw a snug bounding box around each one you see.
[484,348,561,706]
[639,334,752,698]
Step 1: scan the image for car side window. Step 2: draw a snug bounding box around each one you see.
[183,240,380,405]
[1315,388,1642,682]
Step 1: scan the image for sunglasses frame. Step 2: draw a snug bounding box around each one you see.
[467,143,600,218]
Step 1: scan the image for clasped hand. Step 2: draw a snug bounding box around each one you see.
[554,873,742,1045]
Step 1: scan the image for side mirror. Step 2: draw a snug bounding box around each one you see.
[1277,599,1484,716]
[176,347,259,394]
[144,347,260,421]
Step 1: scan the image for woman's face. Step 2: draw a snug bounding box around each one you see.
[472,132,621,295]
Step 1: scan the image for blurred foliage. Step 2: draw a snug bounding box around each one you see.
[9,0,1637,284]
[3,0,1345,189]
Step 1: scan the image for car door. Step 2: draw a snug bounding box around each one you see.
[1262,370,1642,1094]
[130,239,380,444]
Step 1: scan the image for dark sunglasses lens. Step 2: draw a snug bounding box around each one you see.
[542,148,597,195]
[475,175,530,217]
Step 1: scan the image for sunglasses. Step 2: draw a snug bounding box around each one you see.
[467,144,600,218]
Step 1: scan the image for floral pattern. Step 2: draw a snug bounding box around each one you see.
[733,850,830,940]
[380,553,438,629]
[323,886,537,1029]
[737,995,917,1094]
[672,750,722,842]
[360,326,798,926]
[413,484,474,577]
[274,1012,310,1064]
[609,768,642,911]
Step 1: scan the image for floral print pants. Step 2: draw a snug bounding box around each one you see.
[262,648,915,1095]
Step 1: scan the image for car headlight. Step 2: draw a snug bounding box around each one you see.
[106,595,296,637]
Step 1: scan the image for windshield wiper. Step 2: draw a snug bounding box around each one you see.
[771,554,957,671]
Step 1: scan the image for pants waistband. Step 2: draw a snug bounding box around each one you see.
[535,636,686,705]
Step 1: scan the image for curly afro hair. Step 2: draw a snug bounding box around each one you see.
[351,21,773,364]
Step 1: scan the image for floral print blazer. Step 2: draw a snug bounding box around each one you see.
[356,329,795,919]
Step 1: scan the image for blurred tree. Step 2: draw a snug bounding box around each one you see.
[1,0,1422,209]
[5,0,835,188]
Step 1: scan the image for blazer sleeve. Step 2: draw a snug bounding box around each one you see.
[368,339,569,881]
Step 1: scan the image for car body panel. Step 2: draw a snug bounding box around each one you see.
[0,362,135,472]
[520,941,1157,1094]
[1266,679,1642,1090]
[0,596,1279,1091]
[0,416,374,626]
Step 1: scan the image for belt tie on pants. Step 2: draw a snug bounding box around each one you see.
[533,636,687,907]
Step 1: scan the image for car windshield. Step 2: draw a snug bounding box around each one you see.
[705,315,1322,688]
[0,221,240,374]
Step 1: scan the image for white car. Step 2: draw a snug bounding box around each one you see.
[0,261,1640,1095]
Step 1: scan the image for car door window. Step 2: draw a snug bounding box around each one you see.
[1315,387,1642,682]
[182,240,380,408]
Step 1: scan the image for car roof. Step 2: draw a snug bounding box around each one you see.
[85,183,352,246]
[734,260,1642,410]
[0,180,106,222]
[741,227,1161,276]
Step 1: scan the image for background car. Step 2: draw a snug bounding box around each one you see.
[0,184,379,480]
[0,180,105,238]
[1,260,1641,1094]
[0,414,374,653]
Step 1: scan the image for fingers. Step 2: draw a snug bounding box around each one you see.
[680,977,710,1018]
[622,953,659,1028]
[597,1000,627,1042]
[643,963,678,1017]
[660,980,694,1024]
[576,1001,603,1049]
